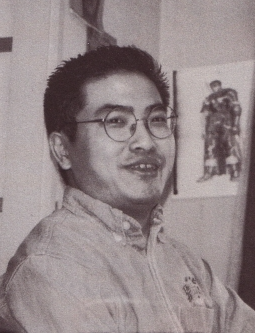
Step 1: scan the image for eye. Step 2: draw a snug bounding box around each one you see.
[149,110,168,125]
[151,115,167,123]
[107,117,125,124]
[105,110,130,128]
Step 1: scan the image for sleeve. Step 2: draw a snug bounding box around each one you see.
[3,255,124,333]
[203,260,255,333]
[200,98,210,113]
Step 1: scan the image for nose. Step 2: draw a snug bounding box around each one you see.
[129,119,156,152]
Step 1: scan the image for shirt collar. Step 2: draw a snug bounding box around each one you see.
[62,186,166,250]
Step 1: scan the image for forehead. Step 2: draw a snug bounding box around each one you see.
[80,72,162,113]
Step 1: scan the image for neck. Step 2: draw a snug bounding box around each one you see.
[68,176,158,237]
[121,202,156,237]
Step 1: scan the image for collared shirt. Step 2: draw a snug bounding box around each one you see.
[0,186,255,332]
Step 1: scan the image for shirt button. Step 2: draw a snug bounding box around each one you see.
[113,232,123,242]
[123,221,131,230]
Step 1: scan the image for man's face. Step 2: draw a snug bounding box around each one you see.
[63,72,175,211]
[211,83,221,92]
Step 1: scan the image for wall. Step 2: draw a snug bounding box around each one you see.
[160,0,255,69]
[103,0,161,59]
[159,0,255,288]
[0,0,87,274]
[0,1,12,209]
[0,1,12,274]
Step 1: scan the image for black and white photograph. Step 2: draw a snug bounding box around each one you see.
[1,1,255,332]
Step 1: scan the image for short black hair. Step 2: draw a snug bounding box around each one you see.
[44,45,170,142]
[210,80,222,88]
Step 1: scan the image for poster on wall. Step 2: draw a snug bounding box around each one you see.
[70,0,104,29]
[70,0,117,51]
[173,60,255,198]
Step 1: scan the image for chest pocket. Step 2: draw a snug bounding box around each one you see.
[179,306,214,333]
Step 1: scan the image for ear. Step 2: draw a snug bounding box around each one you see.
[49,132,72,170]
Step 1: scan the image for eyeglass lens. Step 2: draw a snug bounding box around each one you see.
[104,106,176,142]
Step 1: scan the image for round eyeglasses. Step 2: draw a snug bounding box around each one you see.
[74,106,177,142]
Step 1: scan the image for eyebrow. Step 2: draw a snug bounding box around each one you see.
[147,102,167,112]
[93,104,133,117]
[93,102,166,117]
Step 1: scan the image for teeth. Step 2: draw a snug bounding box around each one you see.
[132,164,157,170]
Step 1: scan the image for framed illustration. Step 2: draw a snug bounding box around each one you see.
[173,60,255,198]
[70,0,104,30]
[70,0,117,51]
[86,26,117,51]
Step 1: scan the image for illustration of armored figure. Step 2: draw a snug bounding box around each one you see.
[198,80,242,182]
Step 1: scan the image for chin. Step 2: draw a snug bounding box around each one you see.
[128,193,161,206]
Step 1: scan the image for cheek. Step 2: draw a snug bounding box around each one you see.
[70,146,90,177]
[68,131,93,174]
[87,136,123,170]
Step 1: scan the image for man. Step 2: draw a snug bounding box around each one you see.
[0,46,254,332]
[198,80,242,182]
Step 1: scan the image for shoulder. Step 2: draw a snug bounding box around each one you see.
[1,205,112,291]
[10,208,70,258]
[1,208,77,288]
